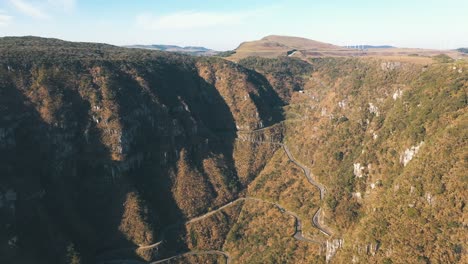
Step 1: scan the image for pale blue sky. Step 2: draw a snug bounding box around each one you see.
[0,0,467,50]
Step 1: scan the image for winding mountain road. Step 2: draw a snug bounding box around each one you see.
[236,115,306,134]
[282,145,326,200]
[101,124,335,263]
[145,135,334,263]
[137,196,323,251]
[128,196,321,264]
[150,250,231,264]
[236,135,332,236]
[313,208,332,236]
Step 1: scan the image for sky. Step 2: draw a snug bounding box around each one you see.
[0,0,467,50]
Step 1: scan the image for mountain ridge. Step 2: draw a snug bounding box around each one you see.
[124,44,218,56]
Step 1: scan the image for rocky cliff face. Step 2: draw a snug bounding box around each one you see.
[283,57,467,264]
[0,37,282,263]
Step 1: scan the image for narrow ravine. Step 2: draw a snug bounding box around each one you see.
[101,124,337,263]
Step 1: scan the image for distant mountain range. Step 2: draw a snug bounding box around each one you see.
[124,44,219,56]
[345,45,396,49]
[124,37,464,60]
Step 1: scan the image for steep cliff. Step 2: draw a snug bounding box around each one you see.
[0,37,282,263]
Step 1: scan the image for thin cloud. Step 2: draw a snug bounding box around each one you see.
[9,0,49,20]
[0,10,13,26]
[47,0,76,11]
[136,9,259,30]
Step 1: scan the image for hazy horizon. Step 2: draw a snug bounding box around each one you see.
[1,0,467,50]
